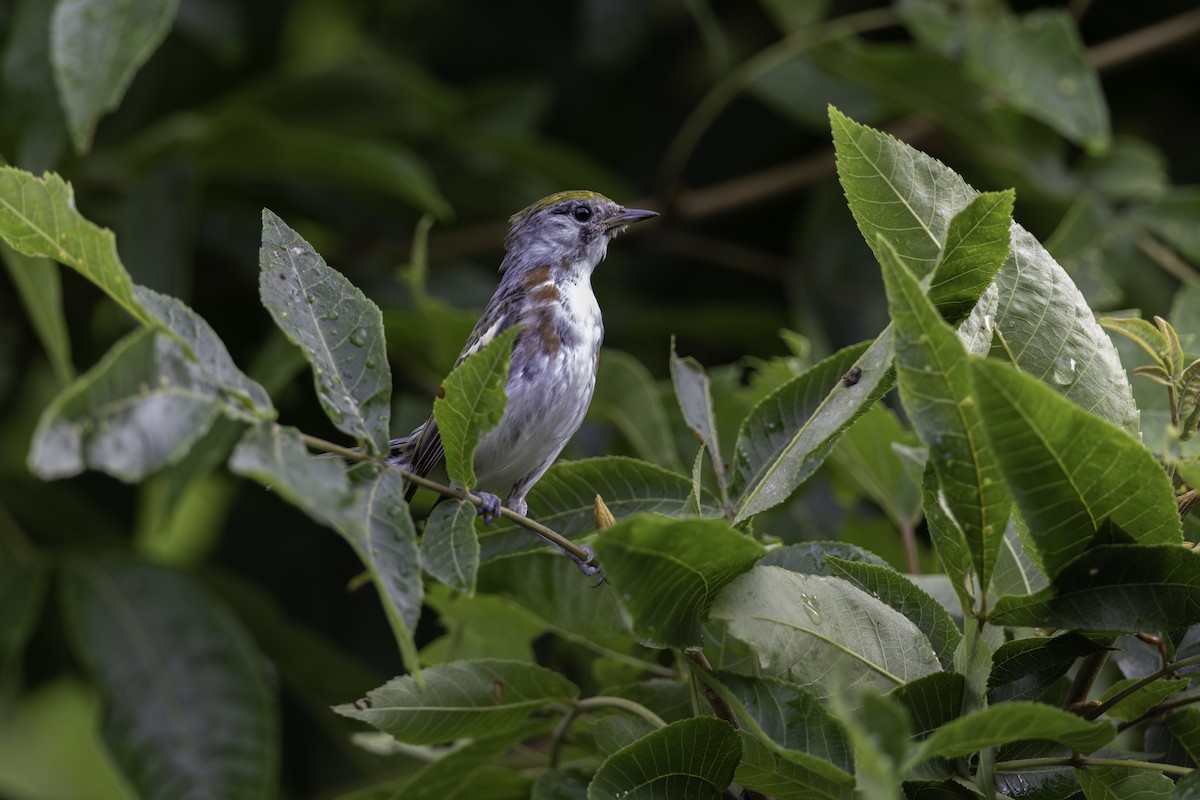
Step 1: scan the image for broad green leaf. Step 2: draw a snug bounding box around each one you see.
[760,541,890,575]
[1164,708,1200,765]
[905,702,1115,770]
[920,463,975,614]
[973,359,1181,578]
[828,404,922,528]
[888,671,964,742]
[433,324,522,488]
[593,516,763,650]
[706,672,853,772]
[50,0,180,152]
[928,191,1016,324]
[334,659,577,745]
[989,519,1049,600]
[734,731,855,800]
[1099,317,1172,369]
[1096,677,1190,723]
[881,237,1011,591]
[670,345,726,491]
[531,768,590,800]
[711,566,940,700]
[418,585,542,666]
[964,10,1110,154]
[0,168,150,324]
[834,689,910,800]
[827,556,962,670]
[591,349,682,471]
[1076,764,1174,800]
[591,716,657,757]
[479,457,716,562]
[29,328,221,481]
[731,340,887,522]
[829,107,1137,435]
[587,717,741,800]
[990,544,1200,631]
[988,633,1106,704]
[228,422,358,529]
[342,469,423,673]
[259,210,392,455]
[59,553,278,800]
[2,245,73,383]
[200,111,451,218]
[421,499,480,594]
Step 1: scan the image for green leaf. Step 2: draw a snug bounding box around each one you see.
[1099,317,1172,369]
[964,10,1110,154]
[342,469,423,673]
[835,689,910,800]
[990,544,1200,631]
[905,702,1115,770]
[880,236,1011,591]
[888,671,965,741]
[828,404,922,528]
[0,168,150,324]
[227,422,358,529]
[0,560,48,681]
[829,107,1137,436]
[592,516,763,650]
[827,556,962,670]
[1096,677,1190,723]
[988,633,1107,704]
[670,344,726,489]
[587,717,741,800]
[928,191,1016,324]
[734,731,855,800]
[480,457,715,562]
[1076,764,1174,800]
[989,519,1049,600]
[59,553,278,800]
[421,499,480,594]
[731,340,887,522]
[531,768,590,800]
[418,585,542,665]
[433,324,522,488]
[710,566,941,700]
[29,328,221,481]
[259,210,392,454]
[760,541,891,575]
[1,245,73,383]
[972,359,1181,578]
[333,659,577,745]
[591,348,682,471]
[50,0,180,152]
[706,671,853,772]
[921,463,976,614]
[1164,708,1200,765]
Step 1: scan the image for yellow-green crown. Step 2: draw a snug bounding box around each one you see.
[508,190,614,226]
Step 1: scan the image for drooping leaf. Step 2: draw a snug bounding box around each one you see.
[711,566,940,700]
[0,168,150,324]
[670,345,727,496]
[59,553,278,800]
[593,516,764,650]
[421,499,480,594]
[50,0,180,152]
[731,340,887,522]
[827,556,962,670]
[904,702,1115,770]
[587,717,741,800]
[1,245,73,383]
[591,349,682,471]
[29,329,221,482]
[964,9,1110,154]
[829,106,1137,435]
[990,544,1200,631]
[227,422,358,529]
[334,659,577,745]
[973,359,1181,578]
[880,236,1011,591]
[259,210,392,454]
[433,325,522,489]
[479,457,716,562]
[734,731,855,800]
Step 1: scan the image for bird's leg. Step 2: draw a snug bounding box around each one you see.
[474,491,504,525]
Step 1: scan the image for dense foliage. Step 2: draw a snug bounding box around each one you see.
[3,2,1200,799]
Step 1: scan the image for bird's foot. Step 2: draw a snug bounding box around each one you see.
[474,491,503,525]
[570,544,606,586]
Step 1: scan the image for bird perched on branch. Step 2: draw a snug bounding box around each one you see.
[390,190,657,572]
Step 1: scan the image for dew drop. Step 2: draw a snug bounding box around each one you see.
[349,328,368,347]
[1050,355,1078,385]
[365,358,377,370]
[290,246,304,255]
[326,310,340,321]
[800,593,822,625]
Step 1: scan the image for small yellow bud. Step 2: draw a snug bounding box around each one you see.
[594,494,616,530]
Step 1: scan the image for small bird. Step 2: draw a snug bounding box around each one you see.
[391,190,657,570]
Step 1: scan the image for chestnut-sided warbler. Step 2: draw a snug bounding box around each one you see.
[391,191,657,568]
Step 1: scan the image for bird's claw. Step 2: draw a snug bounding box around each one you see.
[475,492,503,525]
[570,544,605,586]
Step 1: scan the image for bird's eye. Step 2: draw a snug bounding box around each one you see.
[572,206,592,222]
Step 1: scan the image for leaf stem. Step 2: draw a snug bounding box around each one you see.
[658,7,899,199]
[573,696,668,729]
[993,756,1192,777]
[685,651,742,731]
[299,432,378,462]
[1118,690,1200,732]
[1083,652,1200,721]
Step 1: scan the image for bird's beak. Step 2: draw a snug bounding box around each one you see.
[602,207,659,232]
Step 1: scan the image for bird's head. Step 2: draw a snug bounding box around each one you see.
[500,190,657,278]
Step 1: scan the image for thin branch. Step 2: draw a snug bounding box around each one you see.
[1065,646,1113,711]
[1136,232,1200,286]
[1083,652,1200,721]
[1118,690,1200,733]
[994,756,1192,777]
[1088,7,1200,71]
[899,518,921,575]
[685,651,741,731]
[573,696,669,729]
